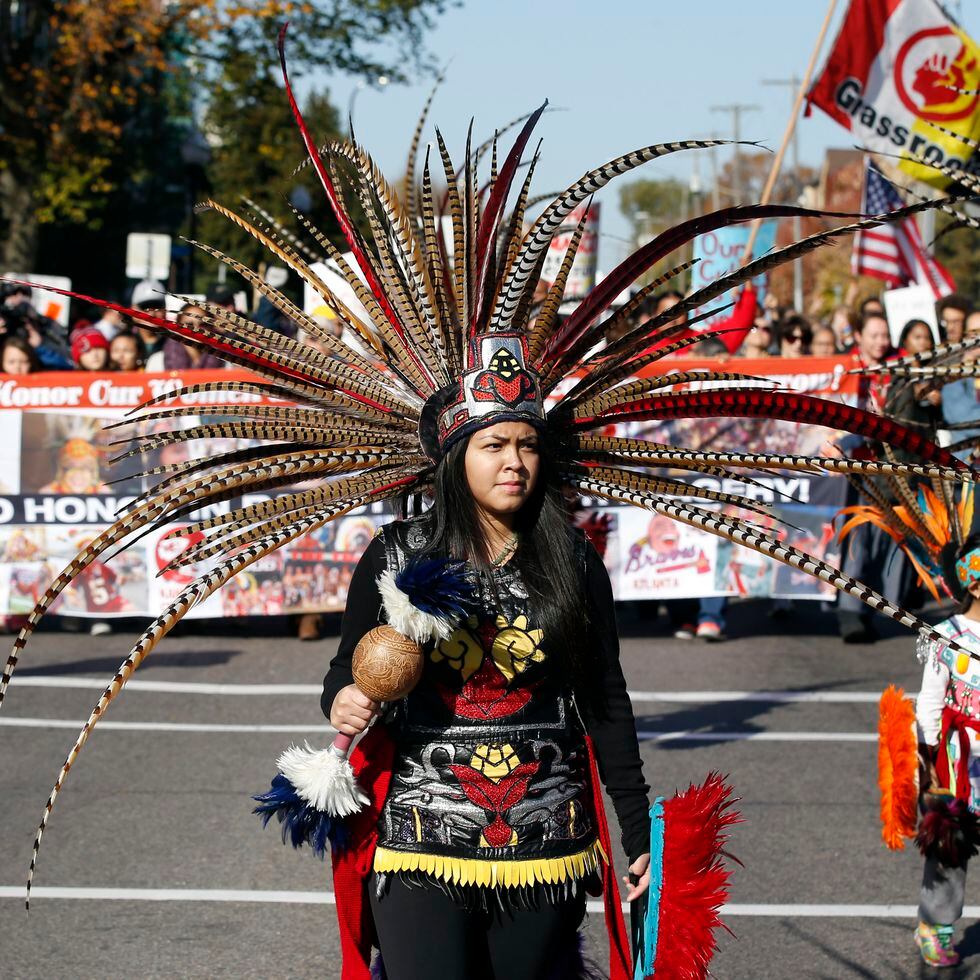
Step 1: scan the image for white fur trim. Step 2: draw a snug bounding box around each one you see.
[277,742,368,817]
[377,570,457,643]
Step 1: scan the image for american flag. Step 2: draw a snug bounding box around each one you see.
[851,160,955,300]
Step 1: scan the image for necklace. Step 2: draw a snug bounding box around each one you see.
[490,532,519,567]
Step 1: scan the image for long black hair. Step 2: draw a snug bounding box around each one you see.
[419,429,597,705]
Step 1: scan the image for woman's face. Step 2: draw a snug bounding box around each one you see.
[811,329,836,357]
[463,421,541,522]
[110,336,140,370]
[904,323,934,354]
[78,347,108,371]
[745,324,771,352]
[178,306,206,329]
[2,345,32,374]
[780,328,806,356]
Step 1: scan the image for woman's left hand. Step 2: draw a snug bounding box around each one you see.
[623,852,651,902]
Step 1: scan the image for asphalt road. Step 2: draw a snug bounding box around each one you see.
[2,601,978,979]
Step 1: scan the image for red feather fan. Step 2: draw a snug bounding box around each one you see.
[652,773,740,980]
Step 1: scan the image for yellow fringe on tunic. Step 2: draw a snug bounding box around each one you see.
[373,838,607,889]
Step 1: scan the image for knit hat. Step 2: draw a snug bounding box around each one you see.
[71,327,109,364]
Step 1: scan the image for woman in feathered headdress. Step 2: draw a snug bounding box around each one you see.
[322,378,653,979]
[3,27,979,980]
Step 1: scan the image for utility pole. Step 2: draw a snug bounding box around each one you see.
[763,76,805,312]
[710,103,760,204]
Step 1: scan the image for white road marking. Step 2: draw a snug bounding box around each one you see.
[11,676,322,695]
[11,676,885,704]
[636,730,876,743]
[0,886,965,918]
[629,690,883,704]
[0,716,874,742]
[0,717,335,734]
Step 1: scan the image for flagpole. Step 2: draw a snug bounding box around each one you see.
[742,0,839,263]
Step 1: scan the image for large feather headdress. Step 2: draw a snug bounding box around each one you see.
[3,29,979,902]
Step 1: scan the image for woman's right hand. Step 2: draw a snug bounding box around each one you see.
[330,683,380,736]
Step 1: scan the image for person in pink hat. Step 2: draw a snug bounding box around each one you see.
[70,327,110,371]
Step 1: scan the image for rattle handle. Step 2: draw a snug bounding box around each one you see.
[332,732,354,755]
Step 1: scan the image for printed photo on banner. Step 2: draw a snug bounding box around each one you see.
[0,524,148,616]
[146,525,223,621]
[614,510,718,601]
[0,411,21,494]
[18,413,140,495]
[771,505,841,599]
[571,504,617,576]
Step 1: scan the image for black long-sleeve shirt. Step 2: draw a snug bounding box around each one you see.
[321,532,651,861]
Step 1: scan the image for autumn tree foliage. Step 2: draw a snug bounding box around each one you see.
[0,0,451,282]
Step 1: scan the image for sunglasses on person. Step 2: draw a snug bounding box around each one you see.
[784,334,804,343]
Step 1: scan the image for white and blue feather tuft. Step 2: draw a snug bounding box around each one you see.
[378,556,476,643]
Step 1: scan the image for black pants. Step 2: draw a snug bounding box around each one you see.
[368,873,587,980]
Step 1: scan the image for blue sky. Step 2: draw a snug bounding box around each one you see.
[309,0,979,271]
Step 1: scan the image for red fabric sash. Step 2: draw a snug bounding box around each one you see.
[330,725,396,980]
[583,733,633,980]
[937,706,980,802]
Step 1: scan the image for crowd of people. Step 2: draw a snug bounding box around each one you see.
[615,286,980,643]
[628,284,976,365]
[3,274,978,645]
[0,280,274,376]
[2,275,975,377]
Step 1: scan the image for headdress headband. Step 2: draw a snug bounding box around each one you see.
[956,547,980,589]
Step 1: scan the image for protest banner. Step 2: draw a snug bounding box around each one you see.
[689,221,777,326]
[807,0,980,188]
[0,359,859,616]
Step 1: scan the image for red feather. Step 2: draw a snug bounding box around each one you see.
[276,26,435,390]
[543,204,844,363]
[472,102,547,330]
[653,773,740,980]
[572,390,969,471]
[0,278,396,414]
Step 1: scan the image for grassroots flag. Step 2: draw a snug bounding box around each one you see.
[807,0,980,189]
[852,159,955,298]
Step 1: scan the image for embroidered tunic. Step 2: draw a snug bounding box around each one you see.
[321,517,650,895]
[917,615,980,812]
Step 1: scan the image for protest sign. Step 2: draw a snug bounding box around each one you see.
[883,283,940,343]
[689,221,777,326]
[540,203,600,304]
[125,233,172,281]
[807,0,980,188]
